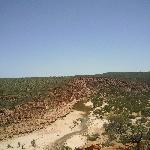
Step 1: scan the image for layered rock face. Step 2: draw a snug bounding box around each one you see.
[0,77,149,140]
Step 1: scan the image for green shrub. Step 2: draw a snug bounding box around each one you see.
[87,133,99,141]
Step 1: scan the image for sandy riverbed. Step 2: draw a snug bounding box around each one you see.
[0,101,107,150]
[0,110,85,150]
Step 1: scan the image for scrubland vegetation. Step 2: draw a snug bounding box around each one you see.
[91,86,150,149]
[100,72,150,85]
[0,73,149,149]
[0,77,71,109]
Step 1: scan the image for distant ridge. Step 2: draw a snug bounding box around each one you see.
[98,72,150,84]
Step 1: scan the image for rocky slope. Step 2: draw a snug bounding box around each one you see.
[0,77,149,141]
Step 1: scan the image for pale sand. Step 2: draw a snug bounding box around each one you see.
[84,101,93,107]
[87,113,108,135]
[0,100,108,150]
[64,135,87,149]
[63,106,108,149]
[0,110,85,150]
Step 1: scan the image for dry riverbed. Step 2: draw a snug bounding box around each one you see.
[0,101,107,150]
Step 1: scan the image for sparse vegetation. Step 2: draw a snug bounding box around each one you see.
[0,74,150,149]
[0,77,71,109]
[100,72,150,85]
[7,144,13,148]
[61,145,72,150]
[87,133,99,141]
[91,91,150,149]
[31,139,36,147]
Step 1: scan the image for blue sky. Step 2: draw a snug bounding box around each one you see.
[0,0,150,77]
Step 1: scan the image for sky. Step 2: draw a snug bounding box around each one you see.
[0,0,150,77]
